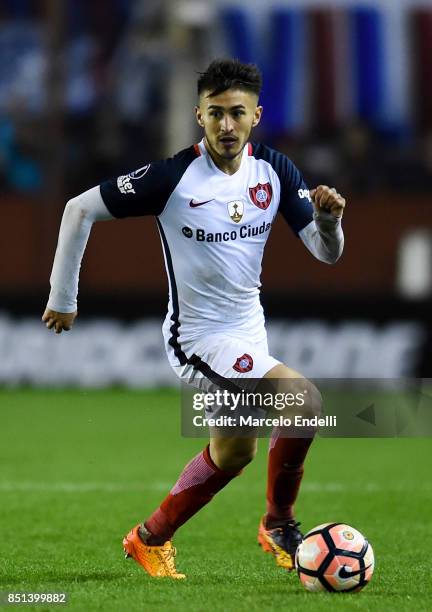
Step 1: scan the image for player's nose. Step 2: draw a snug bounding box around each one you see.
[221,115,234,132]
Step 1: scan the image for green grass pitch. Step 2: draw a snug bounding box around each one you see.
[1,389,431,611]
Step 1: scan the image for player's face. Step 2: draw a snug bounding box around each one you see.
[195,89,263,164]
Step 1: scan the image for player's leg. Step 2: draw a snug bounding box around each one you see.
[123,436,256,578]
[123,333,276,578]
[135,335,269,543]
[143,435,256,542]
[209,435,257,471]
[263,364,319,525]
[257,363,321,570]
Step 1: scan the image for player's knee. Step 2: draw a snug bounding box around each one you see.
[210,439,257,472]
[222,448,256,471]
[266,377,322,430]
[231,443,257,469]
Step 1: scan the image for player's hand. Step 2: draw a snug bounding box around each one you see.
[42,308,77,334]
[310,185,346,218]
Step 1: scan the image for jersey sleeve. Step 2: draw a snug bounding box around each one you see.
[277,159,314,235]
[99,146,198,219]
[251,143,313,235]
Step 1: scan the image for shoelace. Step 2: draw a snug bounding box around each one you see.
[160,545,178,572]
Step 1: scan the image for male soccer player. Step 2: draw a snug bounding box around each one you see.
[43,59,345,579]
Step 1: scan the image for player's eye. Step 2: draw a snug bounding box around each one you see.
[233,110,245,118]
[210,111,223,118]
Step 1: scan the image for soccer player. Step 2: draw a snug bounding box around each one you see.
[43,59,345,579]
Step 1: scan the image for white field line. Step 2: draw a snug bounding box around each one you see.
[0,481,172,493]
[0,481,428,494]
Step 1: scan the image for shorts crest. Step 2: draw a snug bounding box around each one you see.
[233,353,254,373]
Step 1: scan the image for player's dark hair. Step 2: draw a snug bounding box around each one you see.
[197,58,262,98]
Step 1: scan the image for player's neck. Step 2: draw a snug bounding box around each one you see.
[203,138,243,175]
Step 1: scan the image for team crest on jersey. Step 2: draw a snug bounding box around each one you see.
[227,200,244,223]
[249,182,272,210]
[233,353,254,373]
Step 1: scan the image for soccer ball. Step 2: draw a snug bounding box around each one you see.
[295,523,374,592]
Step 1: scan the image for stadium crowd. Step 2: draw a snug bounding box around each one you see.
[0,0,431,196]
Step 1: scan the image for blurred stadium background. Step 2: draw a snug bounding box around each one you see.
[1,0,431,387]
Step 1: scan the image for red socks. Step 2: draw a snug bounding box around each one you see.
[265,433,314,528]
[144,435,314,542]
[144,445,240,544]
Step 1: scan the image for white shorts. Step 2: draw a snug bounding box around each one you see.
[170,332,281,390]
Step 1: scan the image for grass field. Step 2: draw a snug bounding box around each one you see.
[1,389,431,611]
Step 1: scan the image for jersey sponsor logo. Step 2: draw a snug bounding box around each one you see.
[193,220,272,243]
[249,182,272,210]
[298,188,311,202]
[227,200,244,223]
[182,226,193,238]
[189,198,214,207]
[233,353,254,373]
[117,175,136,195]
[117,164,151,194]
[130,165,151,179]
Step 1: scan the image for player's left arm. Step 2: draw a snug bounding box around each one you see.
[278,160,345,264]
[263,147,345,264]
[299,185,345,264]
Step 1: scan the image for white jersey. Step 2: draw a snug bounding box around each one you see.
[100,139,316,368]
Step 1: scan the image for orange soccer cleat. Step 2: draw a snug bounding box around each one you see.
[123,524,185,579]
[257,517,303,571]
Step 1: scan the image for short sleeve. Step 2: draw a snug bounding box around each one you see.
[99,146,198,219]
[278,159,314,235]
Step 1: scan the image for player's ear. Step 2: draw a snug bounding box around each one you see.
[252,105,263,128]
[195,106,205,128]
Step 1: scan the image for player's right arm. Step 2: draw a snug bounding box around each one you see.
[42,186,113,334]
[43,147,198,333]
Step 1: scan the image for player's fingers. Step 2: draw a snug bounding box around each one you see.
[311,187,324,206]
[45,318,55,329]
[313,186,346,215]
[314,184,330,193]
[330,196,345,212]
[325,188,345,208]
[319,191,333,207]
[42,310,51,322]
[317,187,335,209]
[54,321,63,334]
[330,194,345,207]
[314,185,332,206]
